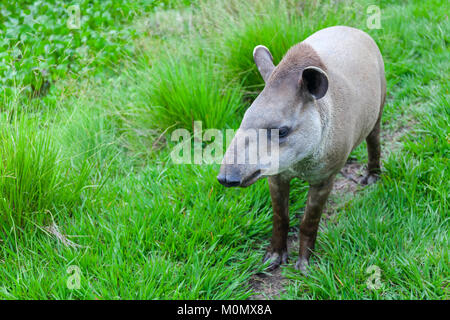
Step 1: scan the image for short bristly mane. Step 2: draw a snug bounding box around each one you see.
[268,43,326,82]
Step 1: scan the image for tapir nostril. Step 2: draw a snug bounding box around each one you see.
[217,174,226,185]
[217,174,241,188]
[224,179,241,187]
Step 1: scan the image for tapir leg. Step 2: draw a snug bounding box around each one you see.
[263,175,290,270]
[361,115,382,185]
[295,176,334,273]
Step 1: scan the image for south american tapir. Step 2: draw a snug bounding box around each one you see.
[217,26,386,272]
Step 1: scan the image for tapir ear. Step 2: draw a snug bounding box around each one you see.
[253,45,275,83]
[300,66,329,100]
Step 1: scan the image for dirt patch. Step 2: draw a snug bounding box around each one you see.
[333,159,364,192]
[249,264,287,299]
[249,228,299,300]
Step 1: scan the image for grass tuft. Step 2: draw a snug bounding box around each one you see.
[0,112,92,228]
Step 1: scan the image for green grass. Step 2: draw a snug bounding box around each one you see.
[0,102,94,229]
[0,0,448,299]
[126,49,244,131]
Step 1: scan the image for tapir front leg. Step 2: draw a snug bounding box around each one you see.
[295,176,335,273]
[263,175,290,270]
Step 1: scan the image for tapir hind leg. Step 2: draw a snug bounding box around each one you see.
[295,176,334,273]
[264,175,290,270]
[361,114,382,185]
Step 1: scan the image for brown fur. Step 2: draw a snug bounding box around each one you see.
[268,43,326,83]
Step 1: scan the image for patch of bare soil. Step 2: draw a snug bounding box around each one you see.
[249,122,414,300]
[249,228,298,300]
[249,265,286,300]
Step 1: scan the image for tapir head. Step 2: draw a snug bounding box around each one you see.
[217,44,329,187]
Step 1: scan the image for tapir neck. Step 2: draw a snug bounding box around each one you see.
[280,95,333,184]
[312,95,332,161]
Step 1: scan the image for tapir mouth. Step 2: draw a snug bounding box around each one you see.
[240,169,262,187]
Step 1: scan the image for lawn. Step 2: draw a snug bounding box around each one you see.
[0,0,448,299]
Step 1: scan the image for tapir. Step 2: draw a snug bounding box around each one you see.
[217,26,386,272]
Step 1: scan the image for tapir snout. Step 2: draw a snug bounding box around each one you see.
[217,165,241,187]
[217,164,262,188]
[217,127,273,188]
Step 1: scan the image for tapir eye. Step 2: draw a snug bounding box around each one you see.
[278,126,290,138]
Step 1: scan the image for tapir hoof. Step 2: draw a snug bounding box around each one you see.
[294,258,310,275]
[360,173,380,185]
[263,250,288,271]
